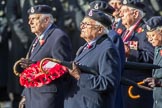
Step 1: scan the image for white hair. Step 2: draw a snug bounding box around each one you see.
[95,21,109,34]
[40,13,54,24]
[156,26,162,31]
[129,6,145,18]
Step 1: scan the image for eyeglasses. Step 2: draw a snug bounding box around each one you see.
[80,22,99,29]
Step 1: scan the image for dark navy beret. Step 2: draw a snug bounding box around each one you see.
[85,9,112,27]
[89,1,115,15]
[122,0,145,10]
[144,16,162,31]
[28,5,52,14]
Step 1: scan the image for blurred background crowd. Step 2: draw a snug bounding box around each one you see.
[0,0,162,108]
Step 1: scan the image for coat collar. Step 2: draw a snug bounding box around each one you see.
[75,34,107,61]
[29,24,56,59]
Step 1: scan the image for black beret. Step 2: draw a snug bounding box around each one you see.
[89,1,115,15]
[144,16,162,32]
[85,9,112,27]
[28,5,52,14]
[122,0,145,10]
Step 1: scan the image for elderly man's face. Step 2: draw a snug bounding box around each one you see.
[80,17,102,42]
[28,14,47,36]
[119,5,136,28]
[146,30,162,47]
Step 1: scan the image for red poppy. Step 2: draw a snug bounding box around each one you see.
[116,28,123,35]
[136,27,143,33]
[160,50,162,56]
[39,39,45,46]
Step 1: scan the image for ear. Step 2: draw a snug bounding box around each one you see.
[159,28,162,34]
[98,27,103,33]
[133,10,139,19]
[44,17,50,23]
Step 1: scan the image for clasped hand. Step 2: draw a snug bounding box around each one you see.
[19,96,26,108]
[19,58,33,69]
[68,62,81,80]
[143,77,162,88]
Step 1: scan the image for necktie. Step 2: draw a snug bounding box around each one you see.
[31,38,38,53]
[82,44,92,52]
[87,44,92,49]
[123,30,130,42]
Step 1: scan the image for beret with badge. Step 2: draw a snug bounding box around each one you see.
[28,5,52,15]
[85,9,112,27]
[122,0,145,10]
[89,1,115,15]
[144,16,162,32]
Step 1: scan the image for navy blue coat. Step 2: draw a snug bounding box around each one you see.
[22,24,72,108]
[108,30,125,108]
[64,34,121,108]
[118,20,154,108]
[108,30,125,70]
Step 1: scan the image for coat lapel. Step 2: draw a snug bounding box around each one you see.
[75,43,96,61]
[155,54,162,65]
[30,25,56,59]
[27,37,38,58]
[75,35,107,61]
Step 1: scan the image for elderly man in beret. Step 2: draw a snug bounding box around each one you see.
[118,0,154,108]
[89,1,125,108]
[18,5,72,108]
[89,0,125,66]
[143,16,162,108]
[64,9,121,108]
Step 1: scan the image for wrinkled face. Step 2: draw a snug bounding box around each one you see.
[119,5,136,28]
[109,0,122,18]
[80,17,103,42]
[28,14,47,35]
[146,30,162,47]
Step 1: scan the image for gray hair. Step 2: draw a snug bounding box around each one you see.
[40,13,54,24]
[95,21,109,34]
[129,6,145,18]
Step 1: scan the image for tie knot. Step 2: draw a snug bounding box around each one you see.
[87,44,92,49]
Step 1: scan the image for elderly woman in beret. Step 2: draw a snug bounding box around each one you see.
[143,16,162,108]
[64,9,121,108]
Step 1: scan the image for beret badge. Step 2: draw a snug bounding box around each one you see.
[123,0,128,4]
[88,9,93,16]
[94,4,99,9]
[31,7,35,13]
[146,25,151,31]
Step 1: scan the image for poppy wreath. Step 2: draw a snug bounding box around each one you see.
[19,60,68,88]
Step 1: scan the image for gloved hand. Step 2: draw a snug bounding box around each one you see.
[68,62,81,80]
[143,77,162,88]
[19,58,33,69]
[19,96,26,108]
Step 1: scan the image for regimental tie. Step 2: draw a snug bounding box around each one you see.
[31,38,39,53]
